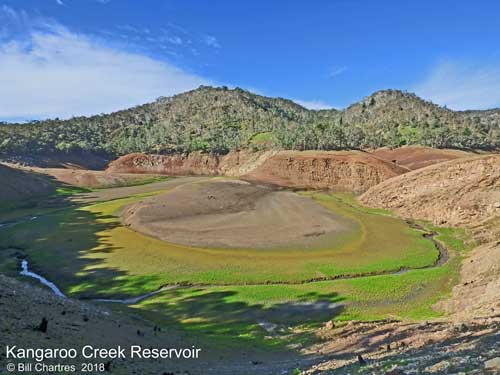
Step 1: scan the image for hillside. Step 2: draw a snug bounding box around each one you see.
[0,164,55,201]
[359,153,500,329]
[360,154,500,242]
[107,150,407,192]
[1,87,499,165]
[370,146,475,170]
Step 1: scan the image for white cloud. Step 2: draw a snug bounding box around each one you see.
[414,60,500,110]
[293,99,335,110]
[204,35,220,48]
[56,0,64,5]
[0,17,212,120]
[329,66,347,78]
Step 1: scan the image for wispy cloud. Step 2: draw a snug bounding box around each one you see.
[0,7,212,120]
[293,99,335,110]
[329,66,347,78]
[204,35,220,48]
[55,0,64,5]
[414,60,500,110]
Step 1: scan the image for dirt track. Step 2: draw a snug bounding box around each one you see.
[122,179,357,249]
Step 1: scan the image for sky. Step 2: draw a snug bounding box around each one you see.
[1,0,500,121]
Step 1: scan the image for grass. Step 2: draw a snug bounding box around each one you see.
[92,175,170,190]
[56,186,92,195]
[124,224,467,348]
[0,187,442,296]
[250,132,272,145]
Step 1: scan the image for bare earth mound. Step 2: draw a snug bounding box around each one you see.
[371,146,475,170]
[243,150,407,193]
[123,179,356,249]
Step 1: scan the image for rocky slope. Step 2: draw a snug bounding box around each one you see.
[107,150,407,193]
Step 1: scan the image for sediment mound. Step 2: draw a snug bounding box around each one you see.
[243,151,407,193]
[371,146,474,170]
[122,179,356,249]
[108,150,406,193]
[0,164,55,201]
[360,154,500,242]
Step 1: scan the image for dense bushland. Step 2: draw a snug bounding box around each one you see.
[1,86,499,158]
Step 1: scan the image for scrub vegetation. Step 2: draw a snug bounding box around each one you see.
[1,87,499,160]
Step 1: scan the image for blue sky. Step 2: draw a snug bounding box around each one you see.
[1,0,500,121]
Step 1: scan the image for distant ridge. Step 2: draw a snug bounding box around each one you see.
[0,86,499,161]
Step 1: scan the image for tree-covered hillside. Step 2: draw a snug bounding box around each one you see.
[0,86,499,159]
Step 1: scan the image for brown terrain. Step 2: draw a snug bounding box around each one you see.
[0,164,55,201]
[359,154,500,332]
[360,154,500,241]
[242,150,407,193]
[107,150,408,193]
[1,147,499,374]
[122,179,356,249]
[370,146,475,170]
[0,274,304,375]
[40,168,165,189]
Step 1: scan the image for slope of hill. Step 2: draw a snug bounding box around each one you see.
[107,150,407,192]
[360,154,500,242]
[359,154,500,329]
[0,164,55,201]
[371,146,475,170]
[1,87,499,165]
[242,150,408,192]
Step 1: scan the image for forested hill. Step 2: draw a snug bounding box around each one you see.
[1,86,499,159]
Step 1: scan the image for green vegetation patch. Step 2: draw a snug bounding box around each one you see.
[1,188,439,298]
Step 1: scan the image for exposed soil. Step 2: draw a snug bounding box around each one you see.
[360,154,500,313]
[0,163,55,201]
[302,316,500,374]
[242,151,407,193]
[0,274,306,375]
[371,146,475,170]
[360,154,500,242]
[122,179,357,249]
[108,150,407,193]
[437,241,500,320]
[39,168,165,189]
[2,148,500,374]
[106,150,278,177]
[3,150,110,169]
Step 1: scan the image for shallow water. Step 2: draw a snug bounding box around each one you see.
[20,259,66,298]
